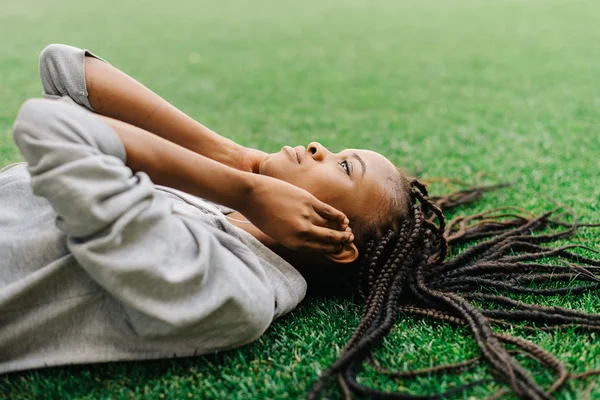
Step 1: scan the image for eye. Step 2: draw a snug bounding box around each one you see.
[340,160,350,175]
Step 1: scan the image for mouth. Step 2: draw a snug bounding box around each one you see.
[283,146,300,164]
[293,146,304,164]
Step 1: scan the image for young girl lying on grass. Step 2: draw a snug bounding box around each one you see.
[1,44,599,400]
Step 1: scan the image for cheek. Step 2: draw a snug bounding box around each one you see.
[259,154,308,189]
[302,173,351,208]
[260,158,350,206]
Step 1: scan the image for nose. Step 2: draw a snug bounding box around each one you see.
[307,142,327,161]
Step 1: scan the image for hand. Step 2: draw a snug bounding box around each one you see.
[235,148,268,173]
[239,175,354,253]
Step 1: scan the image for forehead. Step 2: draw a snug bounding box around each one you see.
[342,148,401,217]
[343,149,397,176]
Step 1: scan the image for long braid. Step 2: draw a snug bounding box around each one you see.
[357,240,375,300]
[308,179,600,400]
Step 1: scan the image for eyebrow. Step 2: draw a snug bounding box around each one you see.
[352,152,366,178]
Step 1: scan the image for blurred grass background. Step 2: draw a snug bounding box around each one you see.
[1,0,599,398]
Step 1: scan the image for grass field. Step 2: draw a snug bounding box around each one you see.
[1,0,600,398]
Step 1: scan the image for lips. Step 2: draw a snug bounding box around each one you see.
[283,146,299,164]
[293,146,304,164]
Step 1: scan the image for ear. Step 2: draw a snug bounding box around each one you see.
[325,242,359,264]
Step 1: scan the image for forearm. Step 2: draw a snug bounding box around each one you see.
[39,44,249,169]
[94,114,255,212]
[13,98,277,342]
[85,56,246,168]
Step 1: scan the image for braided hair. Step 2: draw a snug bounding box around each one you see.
[307,178,600,400]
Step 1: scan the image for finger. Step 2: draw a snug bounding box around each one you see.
[313,201,349,227]
[311,214,353,231]
[308,226,354,245]
[298,241,346,254]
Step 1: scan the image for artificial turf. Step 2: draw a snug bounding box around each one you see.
[1,0,599,398]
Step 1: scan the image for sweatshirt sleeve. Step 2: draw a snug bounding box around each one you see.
[12,98,276,347]
[38,44,107,111]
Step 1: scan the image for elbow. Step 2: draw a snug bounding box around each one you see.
[13,98,50,145]
[39,44,87,99]
[39,44,67,96]
[12,98,84,170]
[237,287,275,344]
[12,98,56,170]
[13,98,60,140]
[200,285,275,348]
[207,290,275,348]
[131,284,275,347]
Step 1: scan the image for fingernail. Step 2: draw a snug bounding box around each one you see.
[343,218,349,225]
[349,234,354,242]
[345,227,352,232]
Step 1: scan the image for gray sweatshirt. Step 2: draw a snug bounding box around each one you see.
[0,44,306,375]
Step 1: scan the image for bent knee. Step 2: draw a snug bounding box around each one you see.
[39,44,64,81]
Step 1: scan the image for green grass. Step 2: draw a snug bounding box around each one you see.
[1,0,600,398]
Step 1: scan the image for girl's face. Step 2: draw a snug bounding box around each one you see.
[258,142,401,231]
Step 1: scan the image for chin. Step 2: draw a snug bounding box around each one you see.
[258,152,285,178]
[257,153,274,176]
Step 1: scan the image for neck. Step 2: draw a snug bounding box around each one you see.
[224,211,286,254]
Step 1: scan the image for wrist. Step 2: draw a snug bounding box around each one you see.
[221,140,248,169]
[216,142,266,174]
[227,169,259,212]
[188,134,238,165]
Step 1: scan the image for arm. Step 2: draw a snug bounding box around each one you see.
[37,45,353,251]
[97,113,353,253]
[13,98,276,345]
[39,44,264,172]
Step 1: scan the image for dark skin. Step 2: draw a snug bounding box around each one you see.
[83,54,403,267]
[226,143,403,271]
[83,56,354,254]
